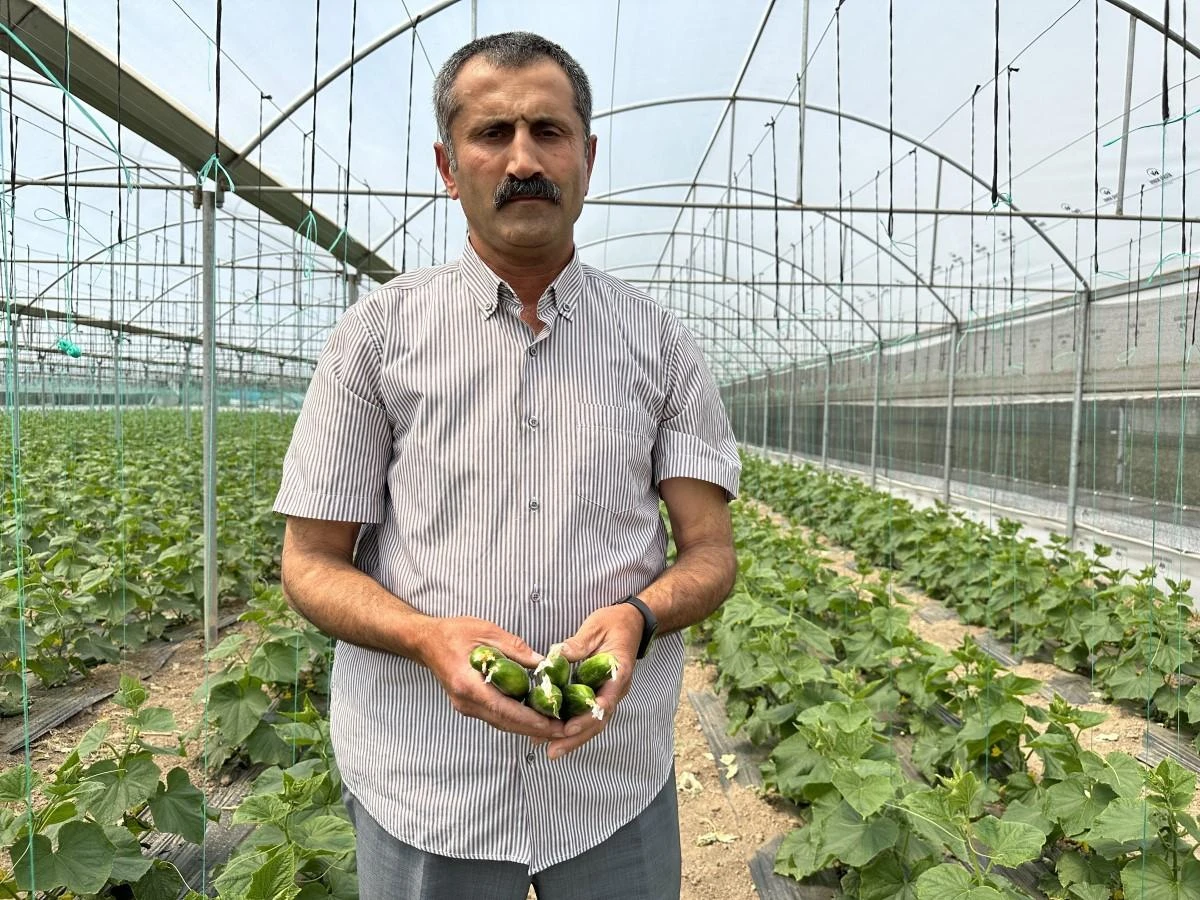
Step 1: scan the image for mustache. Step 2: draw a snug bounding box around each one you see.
[493,176,563,208]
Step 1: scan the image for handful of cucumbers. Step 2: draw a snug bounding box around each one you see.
[470,644,615,720]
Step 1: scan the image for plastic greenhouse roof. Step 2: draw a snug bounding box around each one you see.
[0,0,1196,384]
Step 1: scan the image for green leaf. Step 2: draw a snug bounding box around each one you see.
[114,673,148,711]
[80,752,162,823]
[1120,855,1200,900]
[971,815,1045,869]
[1083,796,1160,848]
[1079,751,1144,799]
[54,820,116,894]
[821,801,900,868]
[133,706,178,733]
[901,789,969,861]
[206,677,271,745]
[853,850,933,900]
[1045,775,1116,836]
[132,860,186,900]
[0,765,36,802]
[206,632,250,660]
[774,823,831,881]
[149,767,207,844]
[290,814,356,857]
[247,845,301,900]
[10,832,64,892]
[914,863,1005,900]
[250,638,304,684]
[233,792,291,827]
[831,760,896,819]
[103,823,154,883]
[75,720,111,761]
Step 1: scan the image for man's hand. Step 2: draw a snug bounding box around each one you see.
[548,603,644,760]
[418,615,568,742]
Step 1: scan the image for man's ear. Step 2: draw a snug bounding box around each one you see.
[434,142,460,199]
[584,135,598,185]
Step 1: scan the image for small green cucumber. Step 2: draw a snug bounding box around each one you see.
[562,682,604,720]
[469,645,507,674]
[574,652,620,690]
[485,658,530,700]
[533,649,570,689]
[527,674,563,719]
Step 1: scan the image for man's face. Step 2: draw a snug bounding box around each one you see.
[435,58,597,266]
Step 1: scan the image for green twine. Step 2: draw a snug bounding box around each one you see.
[1102,103,1200,148]
[0,21,132,194]
[296,210,319,279]
[196,154,236,193]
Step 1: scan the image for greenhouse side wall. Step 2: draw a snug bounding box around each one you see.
[722,275,1200,551]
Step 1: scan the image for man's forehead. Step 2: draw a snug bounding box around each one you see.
[453,58,576,116]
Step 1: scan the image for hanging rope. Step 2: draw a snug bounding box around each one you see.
[887,0,894,238]
[769,117,780,329]
[991,0,1000,205]
[1162,0,1171,121]
[401,26,417,272]
[835,1,845,281]
[342,0,358,271]
[970,84,981,313]
[1094,0,1100,274]
[115,0,122,243]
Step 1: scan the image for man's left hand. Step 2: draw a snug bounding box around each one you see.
[546,603,644,760]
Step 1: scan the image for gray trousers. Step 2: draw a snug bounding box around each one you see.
[343,771,681,900]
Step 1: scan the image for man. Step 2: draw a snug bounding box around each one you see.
[275,31,740,900]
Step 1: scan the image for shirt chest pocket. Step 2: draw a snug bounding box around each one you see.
[573,405,657,514]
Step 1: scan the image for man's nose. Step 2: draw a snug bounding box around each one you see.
[506,128,544,181]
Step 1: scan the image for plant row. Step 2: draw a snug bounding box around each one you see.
[738,453,1200,750]
[0,583,352,899]
[0,410,292,711]
[699,502,1200,899]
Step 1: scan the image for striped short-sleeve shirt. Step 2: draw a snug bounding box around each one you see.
[274,240,740,872]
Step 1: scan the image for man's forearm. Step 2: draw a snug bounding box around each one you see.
[636,540,737,635]
[281,547,433,661]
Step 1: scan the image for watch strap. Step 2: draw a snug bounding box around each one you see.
[615,595,658,659]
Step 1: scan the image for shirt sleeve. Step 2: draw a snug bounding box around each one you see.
[274,307,392,523]
[652,318,741,500]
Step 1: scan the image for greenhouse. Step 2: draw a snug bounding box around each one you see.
[1,0,1198,897]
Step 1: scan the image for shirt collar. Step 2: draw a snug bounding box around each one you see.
[458,238,584,321]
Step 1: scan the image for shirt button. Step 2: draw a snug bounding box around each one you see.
[528,498,540,511]
[528,416,540,428]
[525,751,536,763]
[528,346,538,356]
[530,590,541,602]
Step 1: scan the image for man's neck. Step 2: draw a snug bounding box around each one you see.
[469,235,574,308]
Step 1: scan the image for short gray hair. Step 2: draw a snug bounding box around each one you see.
[432,32,592,168]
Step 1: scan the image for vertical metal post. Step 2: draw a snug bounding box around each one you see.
[869,343,883,487]
[942,326,961,506]
[1065,290,1092,543]
[821,353,832,469]
[347,272,360,306]
[199,187,220,647]
[1115,16,1137,216]
[796,0,811,203]
[761,369,771,452]
[786,365,797,461]
[471,0,477,38]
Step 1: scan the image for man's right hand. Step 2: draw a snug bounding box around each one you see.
[416,615,567,741]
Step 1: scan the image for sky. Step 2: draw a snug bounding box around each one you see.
[1,0,1197,385]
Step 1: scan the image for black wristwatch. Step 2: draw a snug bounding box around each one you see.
[614,595,658,659]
